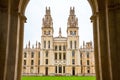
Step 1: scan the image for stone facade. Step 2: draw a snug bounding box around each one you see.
[22,7,95,76]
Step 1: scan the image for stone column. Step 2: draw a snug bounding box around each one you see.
[17,13,26,80]
[91,12,100,80]
[0,1,9,80]
[96,2,111,79]
[5,1,20,80]
[106,1,120,79]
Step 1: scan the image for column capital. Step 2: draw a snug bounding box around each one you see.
[18,13,27,23]
[90,12,99,22]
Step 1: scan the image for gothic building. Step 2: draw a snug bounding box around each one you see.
[22,7,95,76]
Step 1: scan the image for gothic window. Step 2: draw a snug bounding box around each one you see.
[55,66,57,73]
[24,60,26,65]
[39,51,40,58]
[87,60,89,65]
[55,46,57,51]
[38,60,40,65]
[24,52,27,58]
[74,41,76,49]
[80,60,82,65]
[48,41,50,48]
[55,53,57,60]
[59,66,62,73]
[63,66,65,73]
[31,52,34,58]
[87,52,89,58]
[59,53,61,60]
[72,50,75,57]
[72,59,75,64]
[70,41,72,49]
[59,46,61,51]
[44,41,46,48]
[46,59,48,64]
[63,53,66,60]
[63,45,66,51]
[46,51,48,57]
[31,60,34,65]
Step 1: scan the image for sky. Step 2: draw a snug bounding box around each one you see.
[24,0,93,48]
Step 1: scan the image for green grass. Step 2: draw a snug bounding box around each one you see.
[22,76,96,80]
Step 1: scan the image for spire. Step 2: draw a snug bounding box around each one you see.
[46,6,51,15]
[28,40,30,48]
[70,7,75,15]
[67,7,78,27]
[83,41,85,48]
[36,41,37,48]
[59,27,62,37]
[38,42,40,49]
[42,7,53,28]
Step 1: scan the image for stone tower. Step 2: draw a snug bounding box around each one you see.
[40,7,54,75]
[66,7,80,75]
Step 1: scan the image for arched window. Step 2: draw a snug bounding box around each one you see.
[59,46,61,51]
[48,41,50,48]
[46,59,48,64]
[31,52,34,58]
[24,60,26,65]
[87,52,89,58]
[63,45,66,51]
[72,59,75,64]
[59,65,62,73]
[44,41,46,48]
[74,41,76,49]
[55,66,57,73]
[72,50,75,57]
[63,53,66,60]
[55,53,57,60]
[31,60,34,65]
[55,46,57,51]
[24,52,27,58]
[46,51,48,57]
[59,53,61,60]
[87,60,89,65]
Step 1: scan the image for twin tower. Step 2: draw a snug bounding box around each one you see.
[40,7,80,75]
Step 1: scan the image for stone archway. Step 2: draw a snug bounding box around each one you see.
[0,0,120,80]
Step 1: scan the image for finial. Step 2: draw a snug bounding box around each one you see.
[59,27,62,37]
[35,41,37,48]
[83,41,85,46]
[28,40,30,48]
[38,42,40,49]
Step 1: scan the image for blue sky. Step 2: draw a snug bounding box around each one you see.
[24,0,93,48]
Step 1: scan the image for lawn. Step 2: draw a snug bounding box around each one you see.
[22,76,96,80]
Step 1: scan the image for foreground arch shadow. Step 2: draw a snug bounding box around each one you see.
[0,0,120,80]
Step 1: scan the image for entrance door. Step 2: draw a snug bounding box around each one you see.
[45,67,48,75]
[72,67,75,75]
